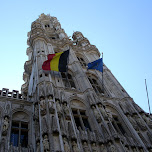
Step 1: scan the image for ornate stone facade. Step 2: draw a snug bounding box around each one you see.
[0,13,152,152]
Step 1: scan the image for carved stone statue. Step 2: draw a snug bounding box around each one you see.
[40,97,46,116]
[92,106,101,123]
[2,116,9,135]
[108,142,117,152]
[34,104,39,116]
[36,141,40,152]
[72,141,79,152]
[83,142,90,152]
[92,143,99,152]
[142,113,152,129]
[98,104,108,120]
[63,137,70,152]
[56,99,62,117]
[48,96,55,114]
[100,144,107,152]
[63,102,70,120]
[43,135,49,152]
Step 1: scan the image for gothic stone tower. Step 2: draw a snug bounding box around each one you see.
[0,13,152,152]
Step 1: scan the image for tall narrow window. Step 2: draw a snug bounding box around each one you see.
[77,57,86,67]
[88,76,103,94]
[72,109,91,131]
[10,121,28,147]
[61,73,76,89]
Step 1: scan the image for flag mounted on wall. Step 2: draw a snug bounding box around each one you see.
[42,50,69,72]
[87,58,103,72]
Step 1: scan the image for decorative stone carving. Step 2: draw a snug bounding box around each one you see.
[101,124,110,141]
[92,106,101,123]
[56,99,62,117]
[98,104,108,120]
[119,101,129,114]
[83,142,90,152]
[92,143,99,152]
[2,116,9,135]
[100,144,107,152]
[133,102,144,113]
[48,96,55,114]
[127,115,138,130]
[108,142,117,152]
[134,115,147,131]
[105,108,113,122]
[88,130,96,142]
[142,113,152,129]
[94,130,104,143]
[43,134,50,152]
[124,146,130,152]
[63,102,70,120]
[72,141,80,152]
[68,122,76,140]
[63,137,70,152]
[108,122,119,139]
[78,127,88,141]
[46,83,52,96]
[34,103,39,117]
[40,97,46,116]
[147,131,152,144]
[36,141,40,152]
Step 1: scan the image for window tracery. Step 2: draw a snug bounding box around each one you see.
[61,73,76,89]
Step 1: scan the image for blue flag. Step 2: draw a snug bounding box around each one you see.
[87,58,103,72]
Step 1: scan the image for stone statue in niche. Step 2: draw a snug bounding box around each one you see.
[2,116,9,135]
[83,142,90,152]
[98,104,108,120]
[108,142,117,152]
[142,113,152,129]
[63,102,70,120]
[100,144,107,152]
[40,97,46,116]
[56,99,62,117]
[134,115,147,131]
[63,137,70,152]
[43,134,50,152]
[92,143,99,152]
[35,120,40,137]
[72,141,80,152]
[48,96,55,114]
[36,141,40,152]
[105,108,113,122]
[92,106,101,123]
[34,103,39,117]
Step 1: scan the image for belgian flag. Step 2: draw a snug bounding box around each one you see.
[42,50,69,72]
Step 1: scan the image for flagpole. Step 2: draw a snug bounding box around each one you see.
[102,52,104,93]
[145,79,151,115]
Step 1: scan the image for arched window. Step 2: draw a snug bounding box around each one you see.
[77,57,86,67]
[10,112,29,148]
[71,100,91,131]
[88,75,103,94]
[61,73,76,89]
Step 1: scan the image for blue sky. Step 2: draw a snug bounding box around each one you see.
[0,0,152,113]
